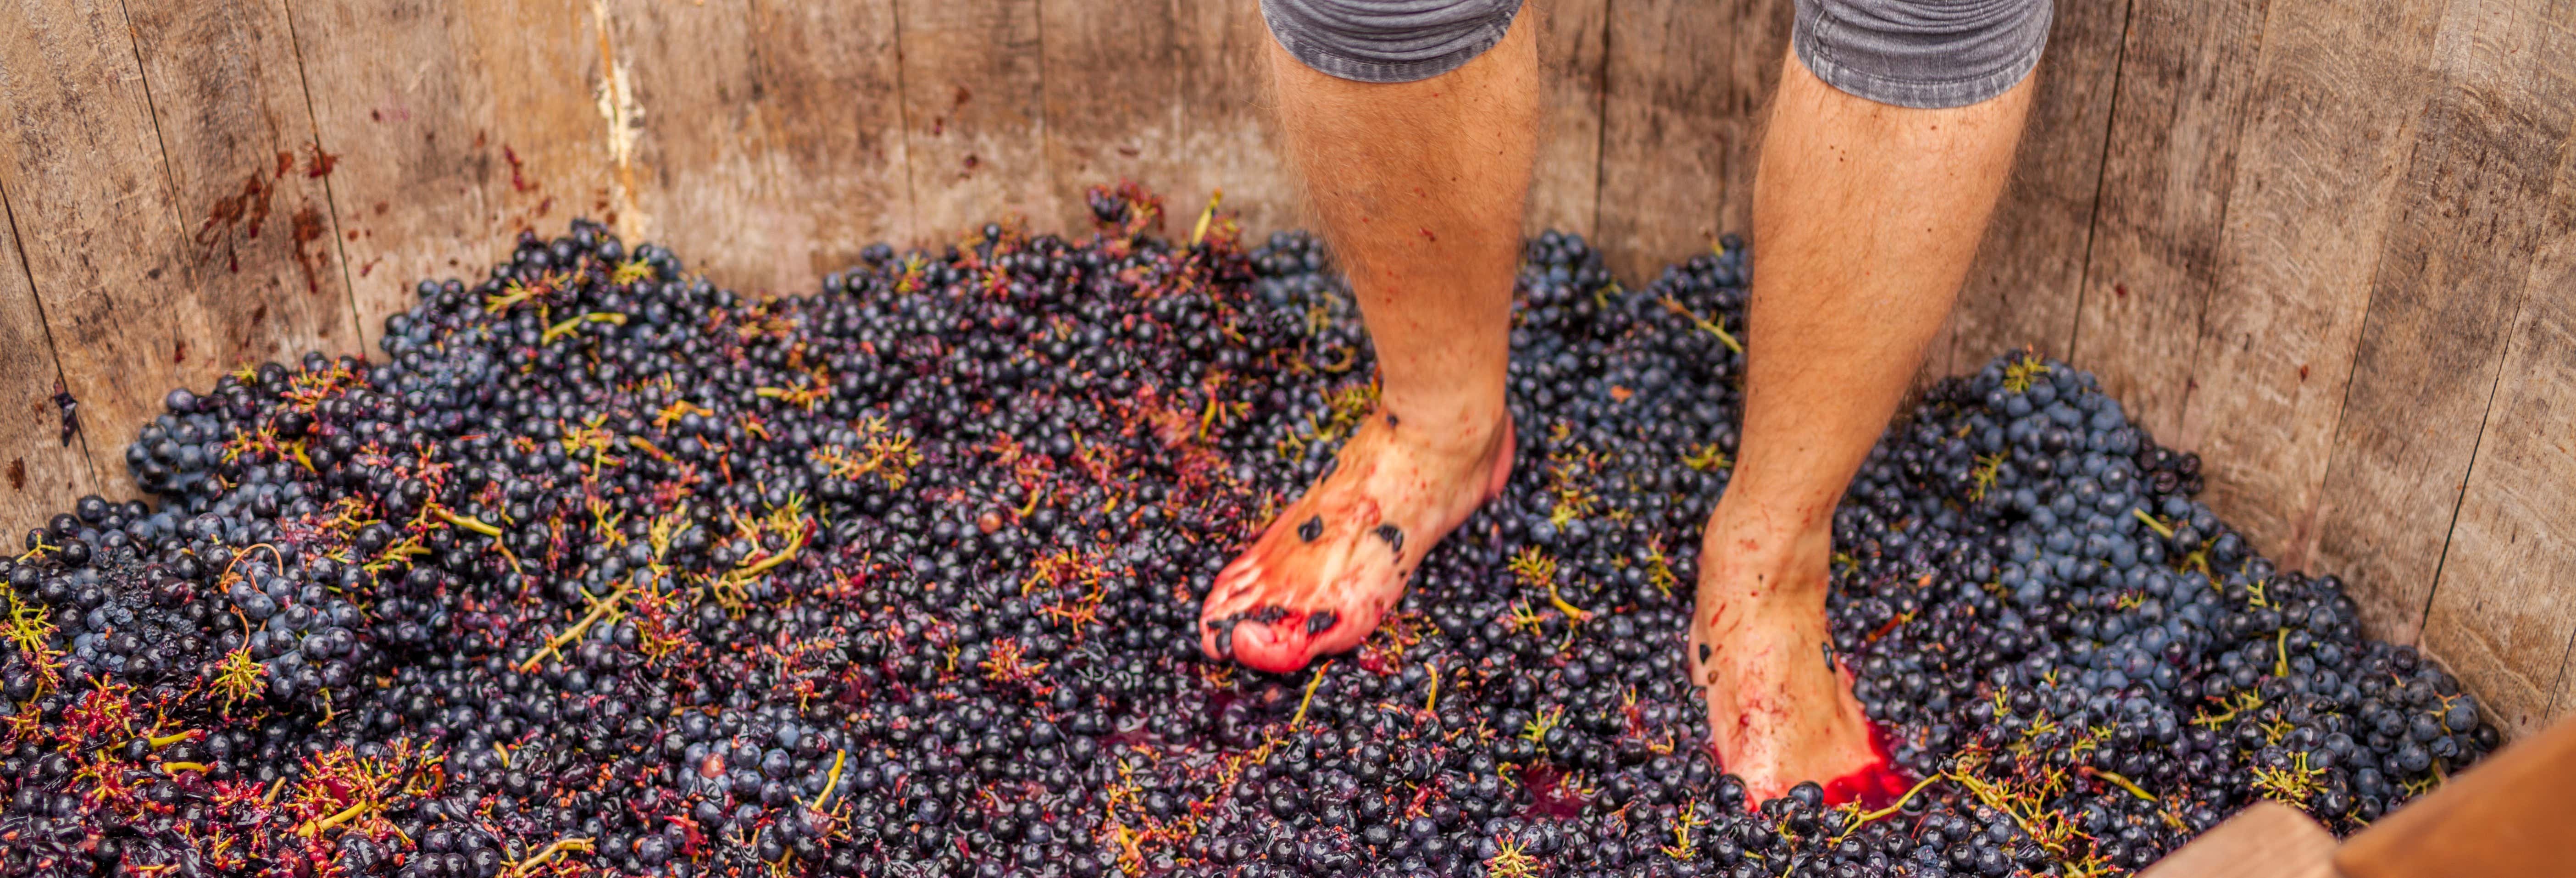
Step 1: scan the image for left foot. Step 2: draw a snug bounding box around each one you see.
[1199,409,1514,672]
[1689,516,1893,806]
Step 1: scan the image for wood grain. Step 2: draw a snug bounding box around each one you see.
[2135,801,2340,878]
[738,0,916,274]
[2418,138,2576,739]
[0,193,100,533]
[2067,0,2271,439]
[1945,0,2132,367]
[1527,0,1608,239]
[2171,0,2449,571]
[286,0,610,351]
[125,0,366,371]
[1171,0,1295,239]
[1039,0,1181,236]
[0,0,209,500]
[601,0,788,289]
[1594,0,1733,284]
[895,0,1056,243]
[2310,0,2576,644]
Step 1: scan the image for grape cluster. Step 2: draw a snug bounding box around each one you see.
[0,186,2493,878]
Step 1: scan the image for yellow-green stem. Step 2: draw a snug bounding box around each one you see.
[1291,661,1332,728]
[2131,508,2175,539]
[436,508,504,538]
[814,750,848,809]
[509,839,596,878]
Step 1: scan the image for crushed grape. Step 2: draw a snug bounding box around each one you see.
[0,186,2495,878]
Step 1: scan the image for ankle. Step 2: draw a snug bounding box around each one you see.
[1697,506,1833,610]
[1379,400,1510,458]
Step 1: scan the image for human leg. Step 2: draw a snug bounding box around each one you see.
[1199,2,1542,672]
[1692,49,2036,801]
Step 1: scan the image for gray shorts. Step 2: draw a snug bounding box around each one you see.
[1260,0,2050,110]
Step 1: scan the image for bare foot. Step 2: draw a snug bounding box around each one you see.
[1690,517,1898,806]
[1200,411,1513,672]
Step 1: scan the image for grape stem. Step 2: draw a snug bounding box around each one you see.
[517,586,632,673]
[1832,773,1947,844]
[1422,660,1441,714]
[434,507,504,539]
[2131,508,2175,539]
[508,838,595,878]
[297,800,373,838]
[813,749,848,809]
[1657,296,1744,355]
[2082,767,2156,802]
[1291,660,1332,728]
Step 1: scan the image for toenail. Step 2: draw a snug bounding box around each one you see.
[1213,625,1235,657]
[1373,523,1404,555]
[1699,643,1712,664]
[1385,413,1399,427]
[1247,606,1290,625]
[1298,516,1323,541]
[1305,611,1339,635]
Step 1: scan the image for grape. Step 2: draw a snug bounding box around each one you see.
[0,189,2487,878]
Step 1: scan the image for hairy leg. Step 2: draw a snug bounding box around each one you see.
[1199,7,1543,672]
[1692,52,2034,802]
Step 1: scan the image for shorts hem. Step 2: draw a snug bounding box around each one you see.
[1262,2,1521,83]
[1793,1,2049,110]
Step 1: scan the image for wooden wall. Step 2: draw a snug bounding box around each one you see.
[2,0,2571,735]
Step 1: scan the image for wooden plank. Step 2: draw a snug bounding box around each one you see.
[286,0,608,349]
[1715,0,1793,241]
[2310,0,2576,644]
[1527,0,1609,239]
[2135,801,2340,878]
[895,0,1055,243]
[1944,0,2132,365]
[0,0,208,500]
[599,0,785,288]
[1170,0,1296,239]
[2169,0,2451,569]
[2418,139,2576,739]
[0,193,100,531]
[124,0,365,367]
[459,0,616,247]
[739,0,915,273]
[1039,0,1181,237]
[1594,0,1733,284]
[2066,0,2271,438]
[2337,714,2576,878]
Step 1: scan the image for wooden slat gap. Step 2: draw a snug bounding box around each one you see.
[2061,0,2142,366]
[2416,291,2527,645]
[0,186,103,490]
[1589,0,1614,262]
[107,0,193,255]
[1033,0,1055,230]
[272,0,368,349]
[2168,0,2277,433]
[2290,95,2436,572]
[2496,123,2576,715]
[2546,616,2576,720]
[886,0,922,249]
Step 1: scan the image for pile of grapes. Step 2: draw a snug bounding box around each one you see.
[3,185,2495,878]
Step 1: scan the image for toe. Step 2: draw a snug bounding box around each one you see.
[1228,614,1320,673]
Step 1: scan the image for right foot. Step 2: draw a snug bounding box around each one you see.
[1199,410,1513,672]
[1689,514,1893,806]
